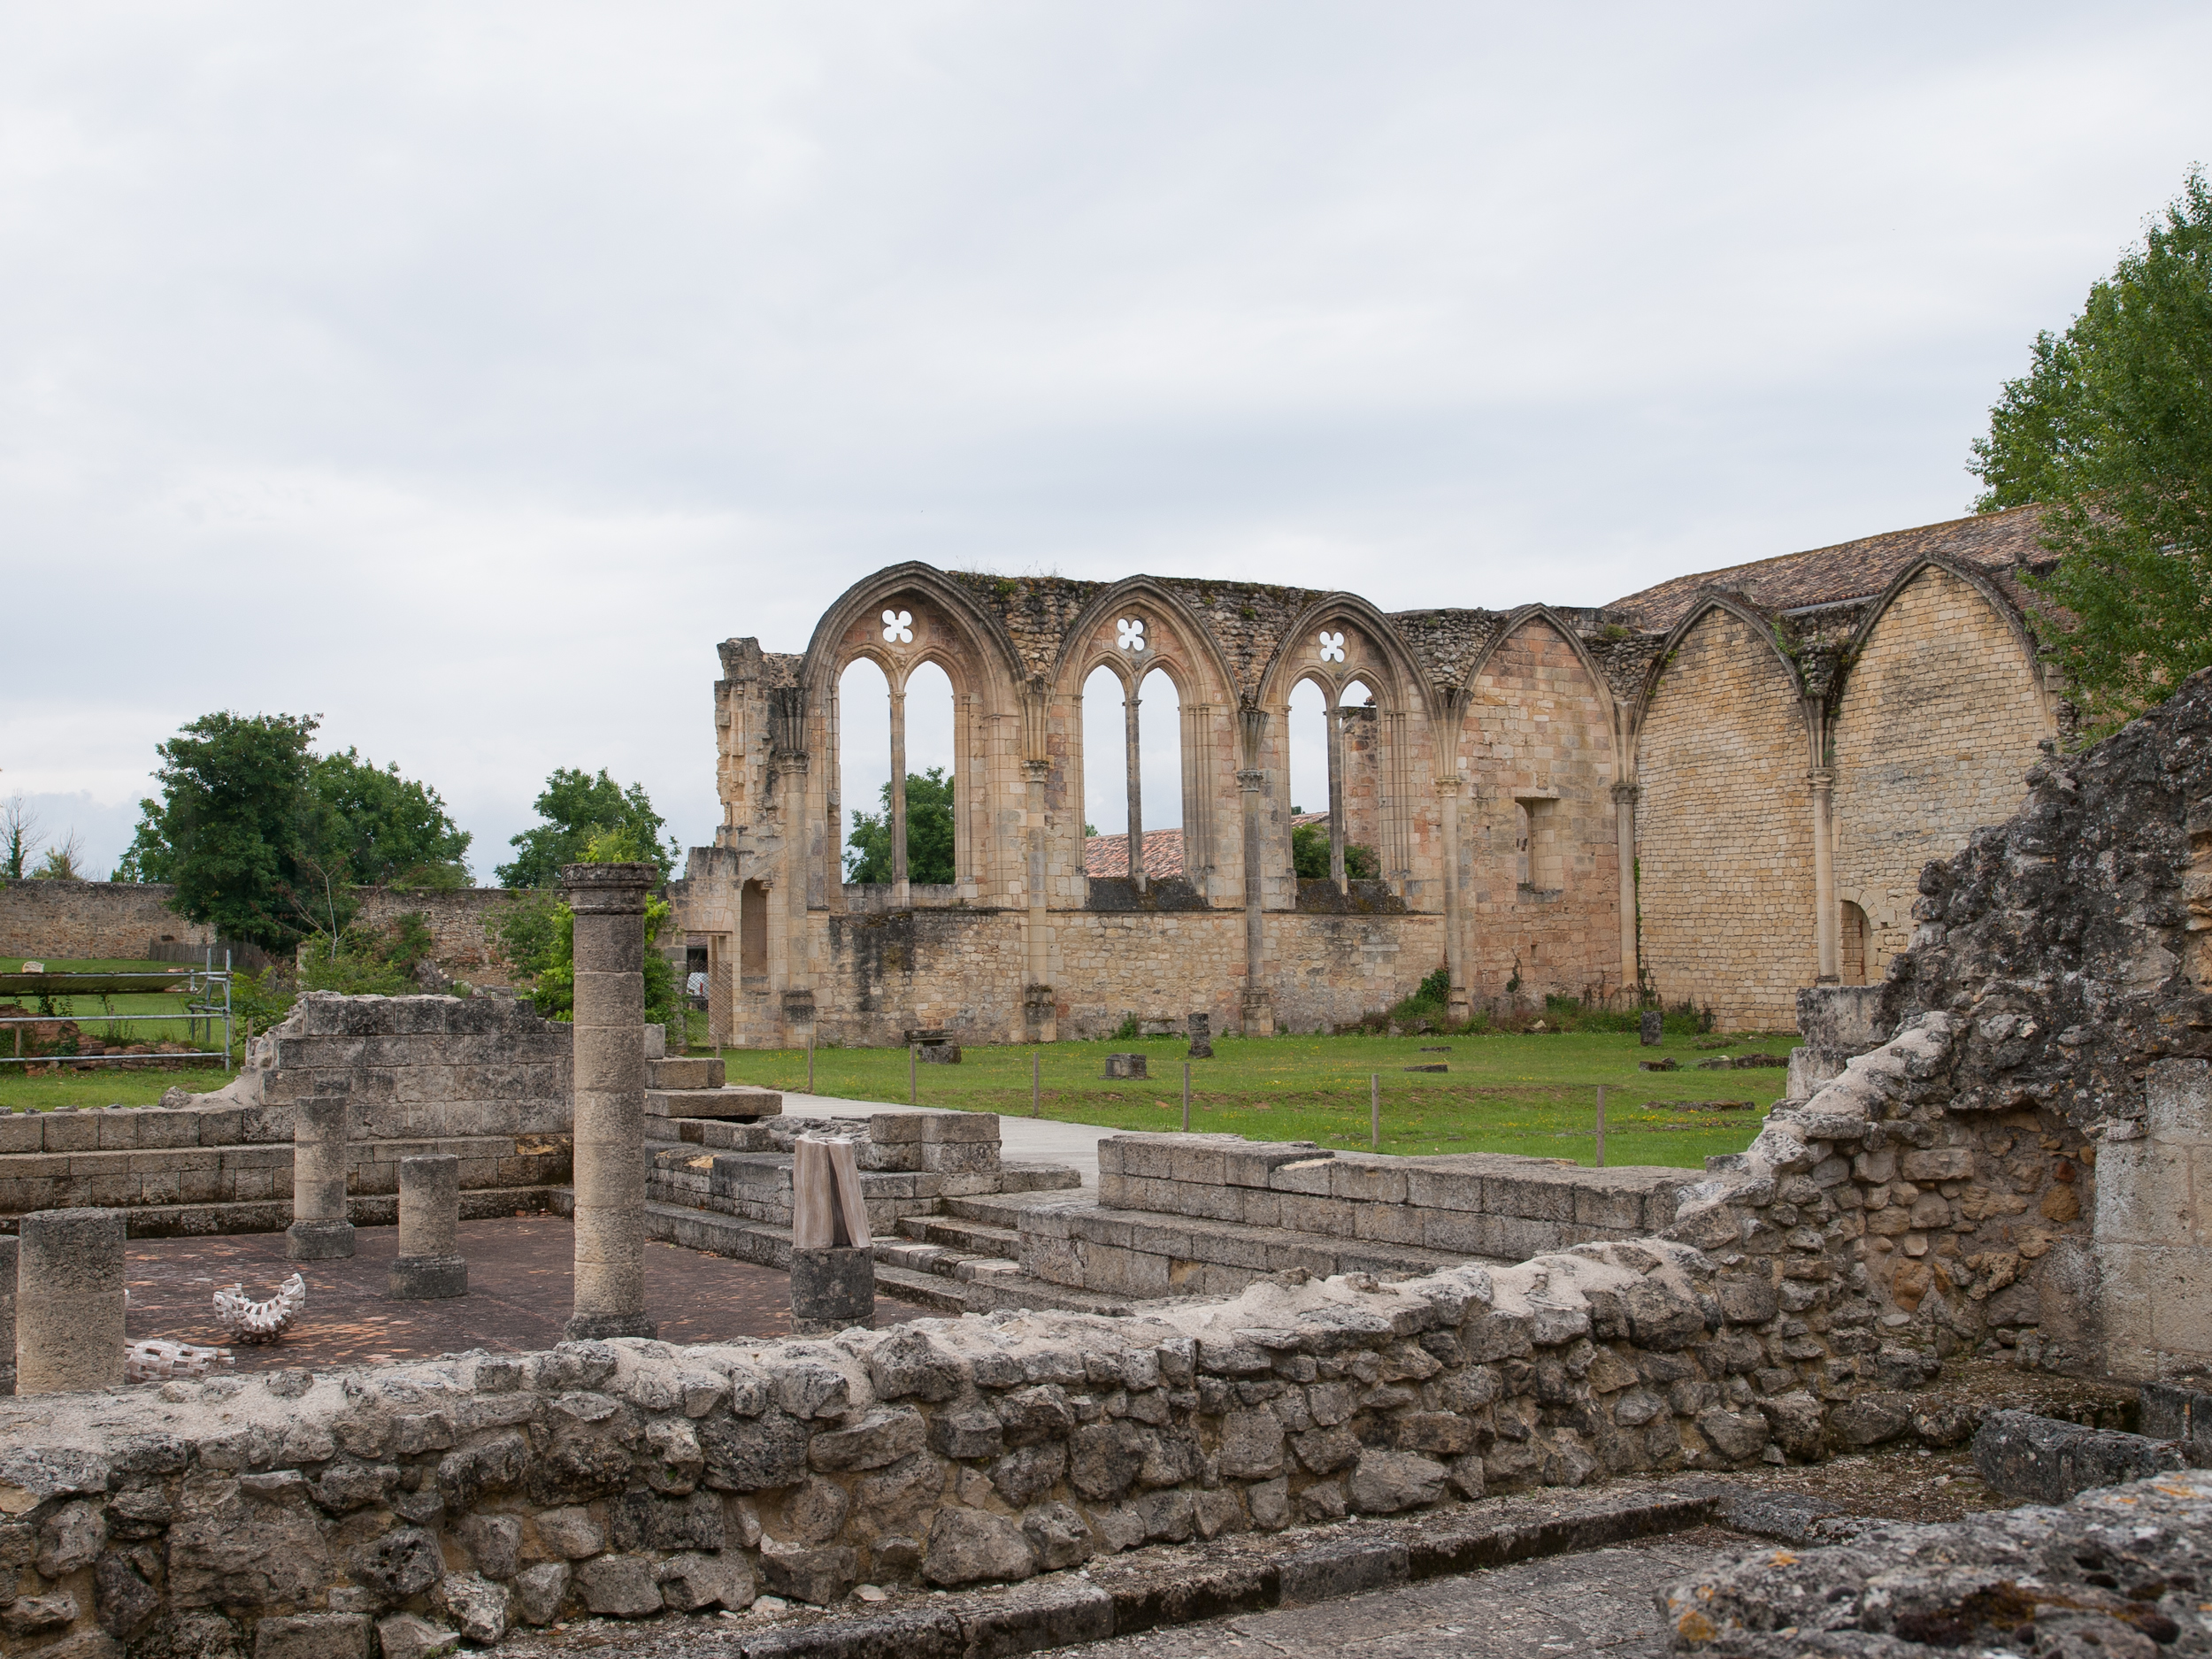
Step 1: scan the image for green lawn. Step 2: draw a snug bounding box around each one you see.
[720,1029,1794,1168]
[2,956,240,1107]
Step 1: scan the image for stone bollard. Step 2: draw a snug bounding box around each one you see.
[389,1154,466,1300]
[288,1094,356,1260]
[565,861,658,1341]
[791,1137,873,1334]
[1640,1010,1663,1047]
[17,1208,127,1394]
[1103,1052,1148,1079]
[1187,1011,1214,1060]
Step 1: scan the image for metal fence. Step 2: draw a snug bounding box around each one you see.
[0,950,234,1071]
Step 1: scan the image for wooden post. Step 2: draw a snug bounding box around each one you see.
[807,1028,816,1094]
[1371,1073,1380,1150]
[910,1043,918,1106]
[1182,1062,1191,1132]
[1033,1049,1041,1118]
[1595,1084,1607,1169]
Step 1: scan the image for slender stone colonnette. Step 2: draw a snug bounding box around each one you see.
[565,861,657,1342]
[286,1094,356,1262]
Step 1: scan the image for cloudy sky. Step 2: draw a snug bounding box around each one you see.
[4,2,2206,880]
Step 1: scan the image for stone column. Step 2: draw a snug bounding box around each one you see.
[1437,775,1470,1019]
[1125,682,1146,893]
[565,860,657,1341]
[1327,700,1348,892]
[288,1094,355,1260]
[889,684,910,907]
[1023,758,1056,1041]
[1238,764,1272,1036]
[17,1208,126,1394]
[389,1153,466,1300]
[1809,766,1839,983]
[1611,780,1640,995]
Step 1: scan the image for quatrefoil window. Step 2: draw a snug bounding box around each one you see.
[1117,618,1146,652]
[1317,629,1346,663]
[881,610,914,644]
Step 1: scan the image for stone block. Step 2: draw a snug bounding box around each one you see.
[1403,1168,1485,1213]
[1277,1194,1356,1239]
[0,1113,41,1155]
[254,1614,371,1659]
[1899,1148,1975,1182]
[2148,1058,2212,1145]
[1971,1410,2188,1503]
[42,1114,100,1154]
[1329,1156,1409,1204]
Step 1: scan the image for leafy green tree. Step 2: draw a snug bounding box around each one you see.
[1291,821,1378,880]
[843,768,955,883]
[1971,168,2212,733]
[500,826,680,1026]
[497,768,678,887]
[114,713,326,948]
[310,749,472,888]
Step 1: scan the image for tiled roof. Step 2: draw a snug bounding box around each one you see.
[1082,814,1327,879]
[1604,505,2055,633]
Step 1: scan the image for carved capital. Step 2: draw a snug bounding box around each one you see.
[1807,768,1835,794]
[1236,770,1265,793]
[1433,775,1464,799]
[1610,781,1639,806]
[1022,759,1051,785]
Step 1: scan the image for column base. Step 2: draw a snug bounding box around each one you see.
[1240,995,1273,1038]
[388,1255,468,1301]
[791,1245,874,1334]
[287,1219,356,1261]
[565,1310,657,1341]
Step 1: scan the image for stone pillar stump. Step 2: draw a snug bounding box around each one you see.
[17,1207,126,1394]
[389,1153,466,1300]
[565,861,658,1341]
[288,1094,356,1260]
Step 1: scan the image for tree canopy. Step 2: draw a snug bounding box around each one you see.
[115,713,472,949]
[1971,168,2212,733]
[844,768,955,883]
[495,768,678,887]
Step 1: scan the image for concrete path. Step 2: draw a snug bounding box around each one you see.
[775,1091,1116,1189]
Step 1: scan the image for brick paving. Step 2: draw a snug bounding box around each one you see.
[121,1217,930,1372]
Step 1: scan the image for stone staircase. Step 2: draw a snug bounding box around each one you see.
[644,1055,783,1122]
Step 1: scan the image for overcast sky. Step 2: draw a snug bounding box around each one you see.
[4,2,2206,880]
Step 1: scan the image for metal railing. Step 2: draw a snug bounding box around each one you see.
[0,950,234,1071]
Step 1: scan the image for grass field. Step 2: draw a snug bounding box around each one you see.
[720,1029,1795,1169]
[2,956,239,1108]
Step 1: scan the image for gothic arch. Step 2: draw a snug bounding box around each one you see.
[1050,577,1239,710]
[1255,594,1424,716]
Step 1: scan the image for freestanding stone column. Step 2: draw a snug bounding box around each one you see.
[288,1094,356,1260]
[565,860,658,1341]
[17,1208,126,1394]
[1611,780,1640,994]
[1436,774,1470,1019]
[389,1153,466,1300]
[1237,706,1273,1036]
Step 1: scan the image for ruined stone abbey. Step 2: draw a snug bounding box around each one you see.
[677,504,2062,1044]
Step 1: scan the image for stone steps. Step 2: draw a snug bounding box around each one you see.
[645,1087,781,1121]
[999,1162,1084,1193]
[895,1215,1022,1258]
[644,1056,724,1091]
[946,1191,1092,1229]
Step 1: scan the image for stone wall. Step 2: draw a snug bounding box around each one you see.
[1461,617,1624,1005]
[0,1248,1923,1655]
[0,882,214,961]
[0,993,572,1235]
[0,883,526,980]
[1636,606,1817,1029]
[1832,565,2050,979]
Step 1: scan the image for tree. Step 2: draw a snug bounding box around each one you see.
[1971,168,2212,733]
[31,829,88,881]
[1291,821,1378,880]
[843,768,955,883]
[115,712,475,950]
[309,749,472,888]
[497,768,678,887]
[1,796,38,883]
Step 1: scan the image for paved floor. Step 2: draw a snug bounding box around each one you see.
[123,1217,932,1371]
[1045,1531,1737,1659]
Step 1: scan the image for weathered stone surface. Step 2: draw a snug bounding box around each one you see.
[576,1554,664,1618]
[1971,1409,2190,1504]
[809,1408,928,1473]
[373,1613,457,1659]
[701,1410,810,1490]
[453,1512,521,1581]
[250,1614,371,1659]
[1348,1452,1448,1515]
[349,1526,444,1604]
[758,1538,858,1606]
[656,1550,756,1611]
[924,1509,1037,1586]
[1021,1502,1096,1571]
[434,1572,510,1644]
[168,1478,334,1610]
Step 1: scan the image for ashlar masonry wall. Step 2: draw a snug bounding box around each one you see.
[1461,618,1624,1006]
[1831,565,2053,978]
[1636,607,1816,1029]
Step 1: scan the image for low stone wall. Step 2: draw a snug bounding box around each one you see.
[0,1248,1936,1655]
[0,993,573,1234]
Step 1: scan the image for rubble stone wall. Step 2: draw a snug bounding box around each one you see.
[0,1253,1940,1655]
[1634,607,1819,1029]
[1832,565,2050,976]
